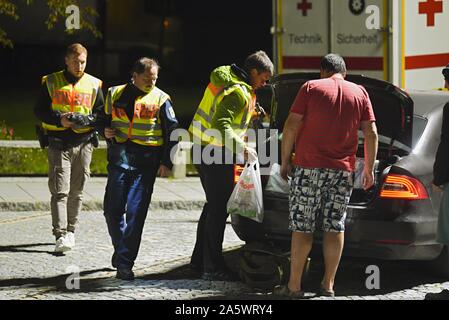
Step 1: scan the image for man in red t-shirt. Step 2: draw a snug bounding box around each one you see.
[274,54,378,298]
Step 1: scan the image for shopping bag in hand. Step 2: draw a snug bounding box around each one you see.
[227,159,264,223]
[265,163,290,194]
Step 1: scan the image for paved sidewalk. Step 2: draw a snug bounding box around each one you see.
[0,177,205,212]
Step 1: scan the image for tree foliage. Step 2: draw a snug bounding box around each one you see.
[0,0,101,48]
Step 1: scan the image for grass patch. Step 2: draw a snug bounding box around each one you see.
[0,85,202,139]
[0,90,39,140]
[0,147,108,175]
[0,85,202,175]
[0,147,198,176]
[90,148,109,175]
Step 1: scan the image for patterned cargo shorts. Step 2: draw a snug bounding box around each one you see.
[289,167,353,233]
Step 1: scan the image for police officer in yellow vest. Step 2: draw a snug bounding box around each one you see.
[100,58,178,280]
[189,51,273,281]
[34,43,104,254]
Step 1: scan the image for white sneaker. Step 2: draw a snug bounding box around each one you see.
[54,235,71,253]
[65,232,75,249]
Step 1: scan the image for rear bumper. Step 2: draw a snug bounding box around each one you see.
[231,206,442,261]
[343,218,441,260]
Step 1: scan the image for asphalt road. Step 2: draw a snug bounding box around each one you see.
[0,209,448,301]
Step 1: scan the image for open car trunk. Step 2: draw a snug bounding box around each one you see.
[267,73,414,205]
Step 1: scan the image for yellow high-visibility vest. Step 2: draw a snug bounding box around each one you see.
[105,84,170,147]
[41,70,102,133]
[188,71,256,147]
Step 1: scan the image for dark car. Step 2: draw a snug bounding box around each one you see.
[231,73,449,288]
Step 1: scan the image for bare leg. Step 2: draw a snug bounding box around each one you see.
[322,232,344,292]
[288,232,314,292]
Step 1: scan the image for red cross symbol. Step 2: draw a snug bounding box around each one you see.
[419,0,443,27]
[297,0,312,16]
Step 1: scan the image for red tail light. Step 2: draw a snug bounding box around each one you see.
[380,174,428,200]
[234,165,245,184]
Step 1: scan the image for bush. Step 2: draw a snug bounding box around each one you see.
[0,121,15,140]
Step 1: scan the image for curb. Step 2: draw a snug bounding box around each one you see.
[0,200,206,212]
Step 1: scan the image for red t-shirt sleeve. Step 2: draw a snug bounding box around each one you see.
[290,82,310,115]
[360,86,376,122]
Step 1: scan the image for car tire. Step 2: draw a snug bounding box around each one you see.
[238,250,290,290]
[429,245,449,277]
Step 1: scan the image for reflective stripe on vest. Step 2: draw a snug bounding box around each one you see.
[106,84,169,147]
[188,82,256,146]
[41,71,102,133]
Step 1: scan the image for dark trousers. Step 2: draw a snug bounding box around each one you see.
[103,163,158,269]
[191,163,235,272]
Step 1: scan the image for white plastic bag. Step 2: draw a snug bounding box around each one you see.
[227,159,264,223]
[265,163,290,194]
[353,158,379,189]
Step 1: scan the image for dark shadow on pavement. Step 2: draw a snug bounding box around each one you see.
[0,243,55,255]
[139,248,242,281]
[310,256,449,297]
[190,250,449,300]
[69,249,246,294]
[139,264,203,281]
[0,268,112,289]
[2,245,447,299]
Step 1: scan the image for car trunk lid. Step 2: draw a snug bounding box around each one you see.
[268,72,414,204]
[270,72,413,149]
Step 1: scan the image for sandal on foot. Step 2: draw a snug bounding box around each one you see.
[320,286,335,297]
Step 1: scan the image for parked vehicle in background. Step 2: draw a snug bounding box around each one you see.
[272,0,449,90]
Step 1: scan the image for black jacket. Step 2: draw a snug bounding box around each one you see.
[433,102,449,186]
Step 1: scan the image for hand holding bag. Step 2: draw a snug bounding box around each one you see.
[227,159,264,223]
[265,163,290,194]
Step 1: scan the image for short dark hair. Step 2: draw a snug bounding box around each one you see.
[66,43,87,57]
[243,50,274,75]
[131,57,160,75]
[320,54,347,75]
[443,64,449,80]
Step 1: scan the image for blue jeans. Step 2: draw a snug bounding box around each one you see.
[103,163,158,269]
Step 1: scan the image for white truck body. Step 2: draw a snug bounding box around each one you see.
[272,0,449,90]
